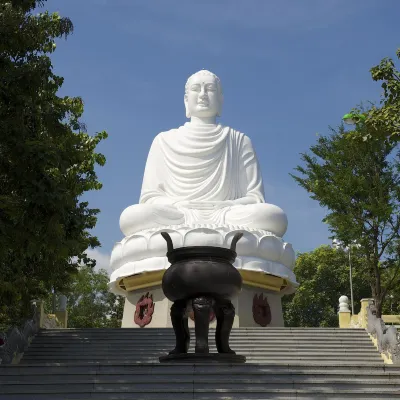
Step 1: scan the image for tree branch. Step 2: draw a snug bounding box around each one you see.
[382,263,400,298]
[379,217,400,258]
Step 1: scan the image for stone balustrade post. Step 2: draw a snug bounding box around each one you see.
[36,300,46,329]
[359,298,374,329]
[55,295,68,328]
[338,295,351,328]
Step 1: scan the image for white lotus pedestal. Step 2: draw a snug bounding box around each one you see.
[108,225,298,328]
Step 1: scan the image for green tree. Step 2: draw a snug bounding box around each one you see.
[283,245,370,327]
[292,124,400,317]
[382,281,400,315]
[0,1,107,326]
[345,48,400,141]
[66,266,124,328]
[380,258,400,315]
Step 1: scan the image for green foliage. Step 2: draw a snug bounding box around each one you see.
[382,284,400,315]
[0,1,107,326]
[346,48,400,141]
[66,266,124,329]
[291,124,400,317]
[381,274,400,315]
[283,246,370,327]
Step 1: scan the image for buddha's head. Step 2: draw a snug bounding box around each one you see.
[184,70,223,119]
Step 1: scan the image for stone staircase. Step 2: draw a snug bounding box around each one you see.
[1,327,400,399]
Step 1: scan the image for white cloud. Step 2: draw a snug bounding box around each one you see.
[85,248,112,275]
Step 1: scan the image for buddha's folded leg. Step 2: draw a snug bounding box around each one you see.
[119,204,185,236]
[225,203,288,237]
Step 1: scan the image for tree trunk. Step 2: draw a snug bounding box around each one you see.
[374,296,383,318]
[371,252,383,318]
[52,289,56,314]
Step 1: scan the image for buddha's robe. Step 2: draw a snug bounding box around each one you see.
[120,123,287,237]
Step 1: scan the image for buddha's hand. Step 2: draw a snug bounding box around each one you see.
[174,200,234,211]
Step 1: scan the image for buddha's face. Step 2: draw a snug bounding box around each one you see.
[184,73,222,119]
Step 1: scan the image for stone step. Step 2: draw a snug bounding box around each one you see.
[21,348,381,356]
[3,374,400,384]
[33,342,373,348]
[29,338,375,351]
[1,379,400,395]
[20,361,384,367]
[27,340,378,347]
[34,332,371,337]
[21,356,382,364]
[29,338,375,345]
[30,339,373,347]
[34,332,372,337]
[0,392,398,399]
[3,362,397,374]
[194,395,400,400]
[20,357,384,364]
[34,346,374,351]
[25,353,380,360]
[1,386,400,399]
[2,327,393,399]
[38,328,367,332]
[21,356,383,364]
[36,329,368,334]
[36,330,369,336]
[34,333,371,344]
[32,336,373,342]
[34,336,371,343]
[23,347,380,354]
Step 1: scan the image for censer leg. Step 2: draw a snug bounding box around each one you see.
[169,299,190,354]
[192,296,214,354]
[215,299,236,354]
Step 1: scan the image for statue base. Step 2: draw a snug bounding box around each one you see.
[121,284,286,328]
[159,353,246,363]
[109,225,297,297]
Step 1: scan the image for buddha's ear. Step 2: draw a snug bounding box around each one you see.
[217,93,224,117]
[184,95,191,118]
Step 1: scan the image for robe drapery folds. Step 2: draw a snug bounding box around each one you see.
[139,124,266,225]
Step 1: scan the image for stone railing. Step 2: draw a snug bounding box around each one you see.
[366,300,400,364]
[381,314,400,326]
[0,296,68,364]
[338,296,400,364]
[0,301,40,365]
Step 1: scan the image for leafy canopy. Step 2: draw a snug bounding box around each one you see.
[283,245,370,327]
[65,266,124,329]
[0,0,108,325]
[291,123,400,317]
[346,48,400,141]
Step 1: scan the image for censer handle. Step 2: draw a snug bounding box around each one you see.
[161,232,174,252]
[230,232,243,252]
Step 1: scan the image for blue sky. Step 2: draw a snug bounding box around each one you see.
[42,0,399,270]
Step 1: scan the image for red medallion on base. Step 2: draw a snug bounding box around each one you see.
[134,292,155,328]
[253,293,271,327]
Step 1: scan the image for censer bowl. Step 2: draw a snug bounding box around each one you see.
[161,233,243,303]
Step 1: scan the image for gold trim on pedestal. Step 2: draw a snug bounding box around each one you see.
[119,270,164,292]
[117,269,287,293]
[240,270,287,292]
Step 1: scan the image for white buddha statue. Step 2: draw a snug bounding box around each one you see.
[109,70,296,296]
[119,70,288,238]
